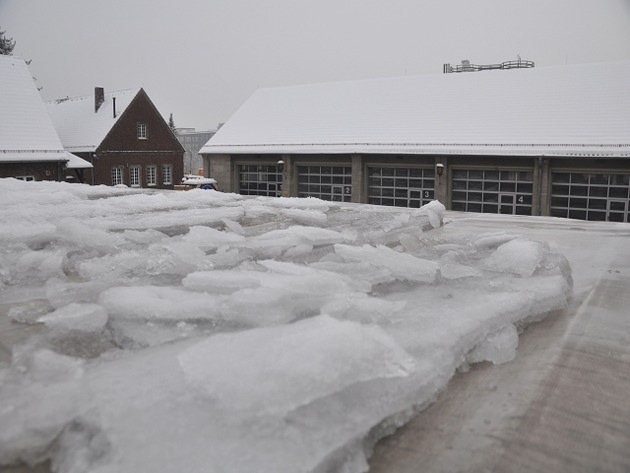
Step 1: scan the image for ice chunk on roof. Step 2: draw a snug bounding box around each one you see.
[99,286,221,322]
[178,315,415,417]
[413,200,445,228]
[280,207,328,226]
[38,303,108,333]
[334,243,439,283]
[440,263,483,280]
[180,225,246,250]
[0,349,91,466]
[465,324,519,366]
[484,238,544,277]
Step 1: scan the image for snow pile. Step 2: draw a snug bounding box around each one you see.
[0,179,572,473]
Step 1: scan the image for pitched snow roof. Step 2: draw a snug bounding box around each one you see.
[46,88,141,153]
[0,55,70,163]
[201,61,630,158]
[64,151,93,169]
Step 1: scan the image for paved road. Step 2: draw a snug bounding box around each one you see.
[369,215,630,473]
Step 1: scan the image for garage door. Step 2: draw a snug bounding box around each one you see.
[239,165,282,196]
[550,173,630,222]
[451,170,533,215]
[297,166,352,202]
[367,167,435,208]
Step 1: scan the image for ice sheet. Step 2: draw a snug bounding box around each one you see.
[178,315,415,417]
[0,179,573,473]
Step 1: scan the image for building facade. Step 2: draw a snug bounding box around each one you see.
[201,62,630,222]
[47,88,184,189]
[176,128,217,175]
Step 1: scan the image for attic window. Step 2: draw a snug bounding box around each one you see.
[137,123,147,140]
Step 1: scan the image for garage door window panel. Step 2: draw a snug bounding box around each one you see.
[484,181,499,192]
[469,181,483,191]
[588,199,607,210]
[367,166,434,208]
[451,168,533,215]
[589,186,607,198]
[609,187,628,198]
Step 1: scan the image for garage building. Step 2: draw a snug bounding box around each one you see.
[200,61,630,222]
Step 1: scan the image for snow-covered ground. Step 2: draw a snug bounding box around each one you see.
[0,179,574,473]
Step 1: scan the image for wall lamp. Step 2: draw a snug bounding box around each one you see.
[436,162,445,177]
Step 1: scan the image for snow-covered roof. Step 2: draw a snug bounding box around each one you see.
[201,61,630,158]
[65,152,93,169]
[46,88,141,153]
[0,55,69,163]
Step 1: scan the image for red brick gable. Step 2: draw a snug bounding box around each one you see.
[98,89,184,155]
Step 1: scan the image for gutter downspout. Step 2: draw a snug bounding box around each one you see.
[536,156,543,216]
[91,154,96,186]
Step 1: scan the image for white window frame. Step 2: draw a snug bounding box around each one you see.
[147,165,157,186]
[111,166,123,186]
[15,175,35,181]
[130,165,141,187]
[163,164,173,185]
[137,123,147,140]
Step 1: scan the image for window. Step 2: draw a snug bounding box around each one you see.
[163,164,173,185]
[111,166,123,186]
[137,123,147,140]
[147,165,157,186]
[130,165,141,187]
[15,175,35,181]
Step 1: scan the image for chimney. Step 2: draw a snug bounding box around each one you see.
[112,97,117,118]
[95,87,104,112]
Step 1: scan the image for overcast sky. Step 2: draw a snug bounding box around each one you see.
[2,0,630,131]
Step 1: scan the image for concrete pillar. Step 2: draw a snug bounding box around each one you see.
[280,155,295,197]
[538,158,552,216]
[351,154,365,203]
[205,154,233,193]
[434,156,449,207]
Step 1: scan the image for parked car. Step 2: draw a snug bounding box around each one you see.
[175,175,219,191]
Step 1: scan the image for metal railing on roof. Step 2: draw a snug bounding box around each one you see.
[443,59,535,74]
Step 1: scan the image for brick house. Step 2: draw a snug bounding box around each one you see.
[0,55,92,181]
[47,87,184,188]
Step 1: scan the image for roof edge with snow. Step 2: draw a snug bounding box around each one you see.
[200,61,630,158]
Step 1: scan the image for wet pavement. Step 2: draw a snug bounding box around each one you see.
[369,215,630,472]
